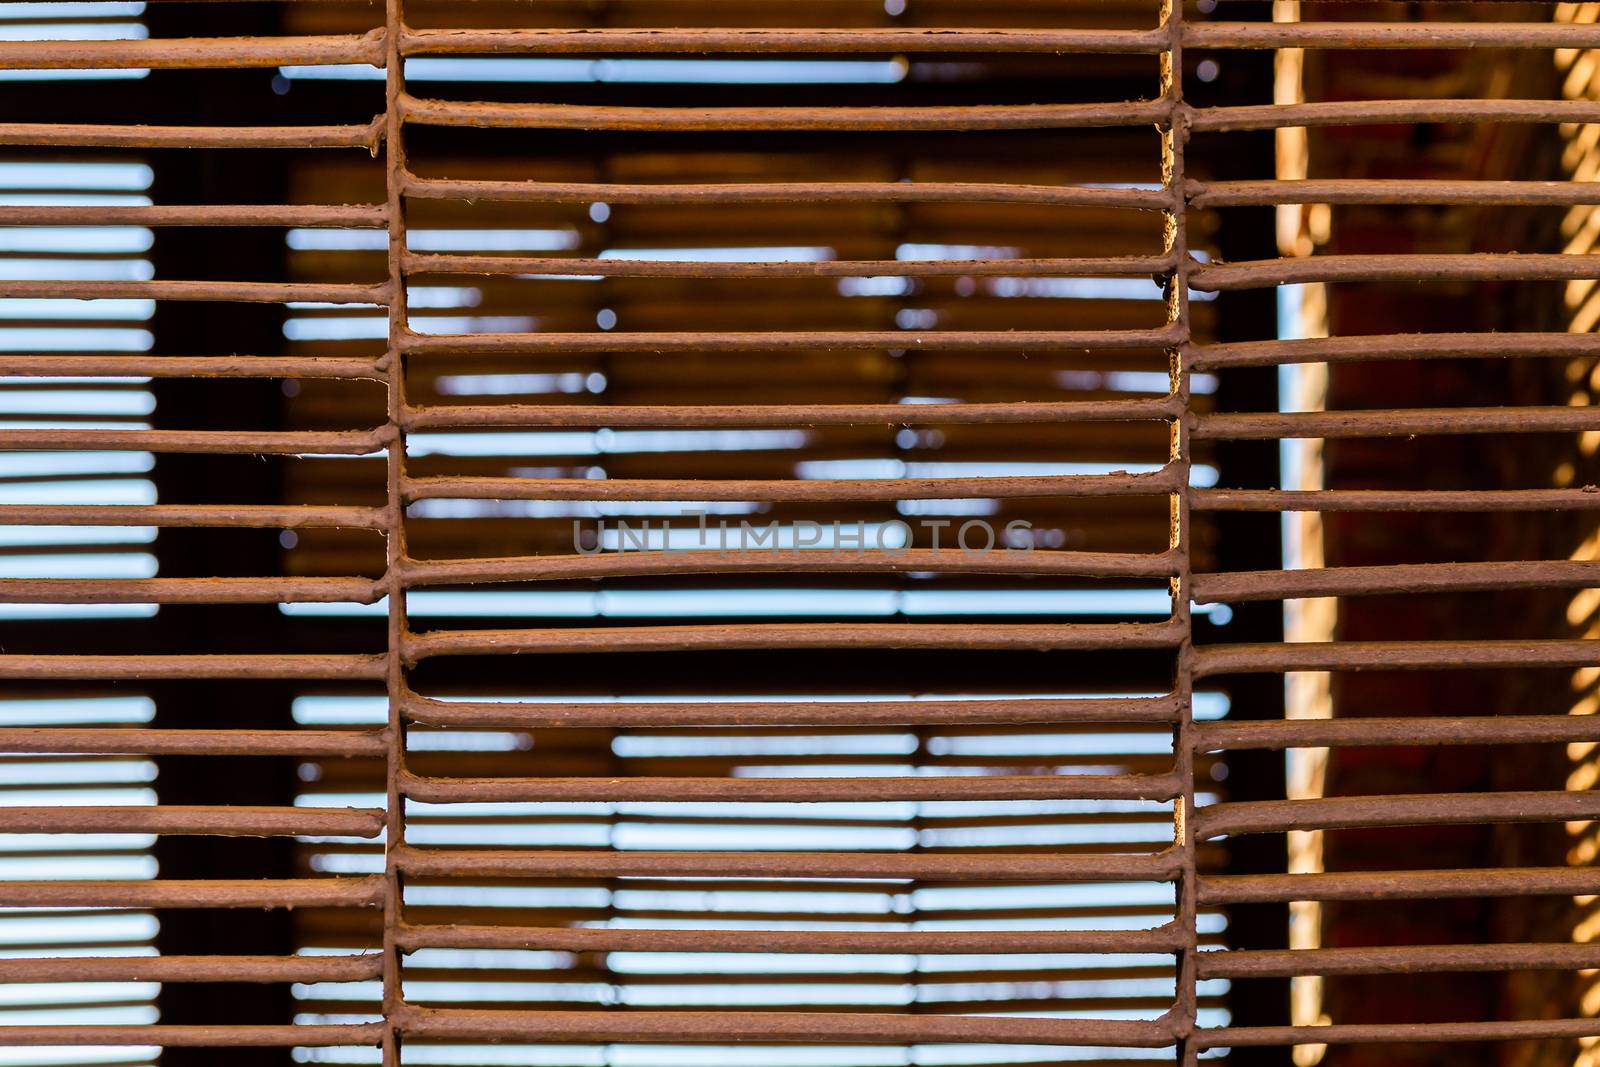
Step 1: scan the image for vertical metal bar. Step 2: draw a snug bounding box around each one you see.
[381,2,406,1064]
[1162,1,1199,1060]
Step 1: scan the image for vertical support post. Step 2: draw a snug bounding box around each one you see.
[381,2,407,1064]
[1161,1,1199,1061]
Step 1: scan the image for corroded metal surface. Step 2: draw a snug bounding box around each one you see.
[0,1,1592,1060]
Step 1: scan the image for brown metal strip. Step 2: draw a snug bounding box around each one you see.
[401,326,1185,354]
[402,470,1182,502]
[0,121,384,149]
[1193,406,1600,439]
[1192,252,1600,289]
[400,549,1180,584]
[0,654,388,680]
[396,770,1184,804]
[0,954,384,983]
[402,253,1177,279]
[1186,21,1600,49]
[0,878,386,909]
[392,1006,1177,1047]
[0,805,386,838]
[403,694,1181,729]
[1195,639,1600,675]
[398,95,1174,132]
[398,27,1170,55]
[1190,178,1600,207]
[381,4,409,1063]
[1189,98,1600,132]
[0,577,382,603]
[1193,559,1600,601]
[1194,488,1600,512]
[1195,792,1600,839]
[1197,943,1600,979]
[0,1025,386,1047]
[1196,715,1600,751]
[400,620,1186,660]
[402,174,1172,209]
[396,923,1185,955]
[1194,331,1600,368]
[0,428,390,454]
[0,204,385,227]
[0,728,386,757]
[0,356,384,379]
[392,845,1182,882]
[0,504,386,528]
[0,33,385,69]
[0,279,388,303]
[402,399,1177,429]
[1198,868,1600,905]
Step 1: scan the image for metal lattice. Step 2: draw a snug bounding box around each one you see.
[2,2,1600,1062]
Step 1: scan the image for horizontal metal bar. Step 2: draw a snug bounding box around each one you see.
[0,504,385,528]
[0,654,387,680]
[1188,99,1600,132]
[401,325,1183,354]
[1185,21,1600,49]
[1195,791,1600,839]
[403,694,1179,729]
[0,877,385,909]
[403,253,1174,280]
[1188,179,1600,208]
[1198,867,1600,905]
[1196,715,1600,751]
[0,120,383,149]
[0,953,383,983]
[0,279,387,304]
[0,355,383,379]
[0,32,384,69]
[393,1005,1175,1047]
[0,1024,385,1047]
[0,805,385,838]
[1195,1018,1600,1048]
[1196,639,1600,675]
[402,620,1184,660]
[0,728,385,757]
[400,548,1177,584]
[403,398,1176,430]
[0,428,388,455]
[402,469,1181,503]
[1192,253,1600,290]
[0,203,385,227]
[1193,406,1600,440]
[0,576,381,604]
[401,173,1170,209]
[1194,488,1600,512]
[399,94,1172,132]
[398,770,1182,804]
[1194,331,1600,368]
[0,204,380,231]
[1197,942,1600,980]
[398,27,1170,55]
[1192,559,1600,602]
[393,845,1180,882]
[397,922,1184,955]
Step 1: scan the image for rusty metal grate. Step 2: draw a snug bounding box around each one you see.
[3,1,1600,1062]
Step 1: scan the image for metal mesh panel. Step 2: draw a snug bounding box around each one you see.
[0,1,1596,1063]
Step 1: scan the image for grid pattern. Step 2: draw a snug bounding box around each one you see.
[3,2,1600,1063]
